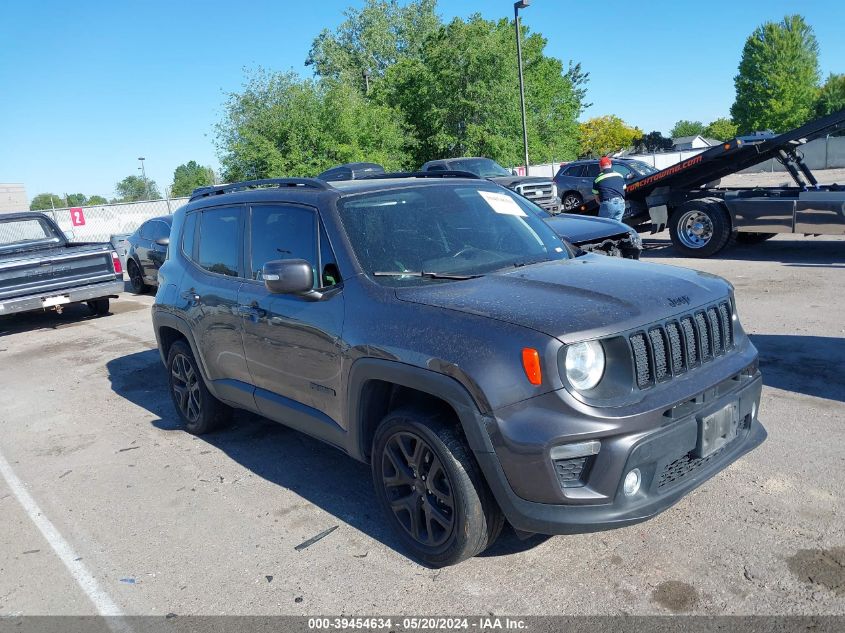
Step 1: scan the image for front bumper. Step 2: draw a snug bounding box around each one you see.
[0,278,124,316]
[475,357,765,535]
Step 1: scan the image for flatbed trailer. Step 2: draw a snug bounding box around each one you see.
[600,109,845,257]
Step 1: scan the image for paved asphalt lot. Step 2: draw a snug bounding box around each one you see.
[1,233,843,617]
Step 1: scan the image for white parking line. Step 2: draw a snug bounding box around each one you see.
[0,447,126,621]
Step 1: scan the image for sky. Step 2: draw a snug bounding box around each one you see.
[1,0,843,203]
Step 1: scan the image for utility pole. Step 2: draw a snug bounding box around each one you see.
[514,1,531,172]
[138,157,150,200]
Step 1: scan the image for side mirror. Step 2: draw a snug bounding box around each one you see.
[262,259,314,295]
[625,173,634,180]
[155,237,170,246]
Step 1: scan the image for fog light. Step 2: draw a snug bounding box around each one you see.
[623,468,641,496]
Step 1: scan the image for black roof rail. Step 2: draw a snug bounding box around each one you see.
[358,170,481,180]
[190,178,332,201]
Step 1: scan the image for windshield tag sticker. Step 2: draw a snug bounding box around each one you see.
[478,191,527,217]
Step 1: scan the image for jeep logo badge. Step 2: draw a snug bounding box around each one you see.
[668,295,691,307]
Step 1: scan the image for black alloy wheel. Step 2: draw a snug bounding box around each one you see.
[381,430,455,548]
[170,351,201,425]
[128,260,148,294]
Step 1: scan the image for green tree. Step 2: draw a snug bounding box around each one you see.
[216,70,408,181]
[670,120,706,138]
[578,115,641,157]
[378,15,583,167]
[632,131,673,153]
[65,193,87,206]
[115,175,160,202]
[29,193,65,211]
[814,73,845,117]
[731,15,820,133]
[306,0,439,91]
[85,195,108,206]
[703,117,739,141]
[171,161,216,197]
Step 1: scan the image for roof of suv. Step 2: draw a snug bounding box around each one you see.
[185,175,490,209]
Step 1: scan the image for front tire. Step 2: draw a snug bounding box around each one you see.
[561,191,583,212]
[669,198,734,258]
[372,408,503,567]
[167,340,232,434]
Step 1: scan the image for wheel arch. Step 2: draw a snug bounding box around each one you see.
[346,359,495,463]
[153,312,213,386]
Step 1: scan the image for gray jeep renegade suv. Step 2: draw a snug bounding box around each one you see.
[152,173,765,567]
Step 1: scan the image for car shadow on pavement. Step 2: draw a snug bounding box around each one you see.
[641,234,845,265]
[751,334,845,403]
[106,349,551,564]
[0,304,103,337]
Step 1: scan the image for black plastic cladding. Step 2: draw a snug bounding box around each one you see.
[629,299,734,389]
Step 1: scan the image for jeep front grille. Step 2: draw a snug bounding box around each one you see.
[629,300,734,389]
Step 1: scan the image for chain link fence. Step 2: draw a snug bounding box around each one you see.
[38,197,190,244]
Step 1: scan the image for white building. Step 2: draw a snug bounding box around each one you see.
[0,183,28,213]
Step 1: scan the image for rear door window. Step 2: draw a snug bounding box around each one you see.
[564,164,585,177]
[197,207,242,277]
[583,163,600,178]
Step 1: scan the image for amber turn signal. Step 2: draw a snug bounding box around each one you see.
[521,347,542,385]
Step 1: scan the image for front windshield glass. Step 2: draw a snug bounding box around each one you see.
[629,160,659,176]
[337,184,570,284]
[448,158,512,178]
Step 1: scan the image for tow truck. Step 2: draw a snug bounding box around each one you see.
[574,109,845,257]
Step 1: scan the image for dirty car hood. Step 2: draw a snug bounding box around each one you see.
[543,215,630,243]
[394,256,730,343]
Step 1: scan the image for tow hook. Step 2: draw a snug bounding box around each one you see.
[54,305,64,314]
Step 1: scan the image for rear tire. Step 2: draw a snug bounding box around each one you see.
[87,298,110,315]
[166,340,232,435]
[372,407,503,567]
[127,259,149,294]
[736,232,777,245]
[669,198,734,258]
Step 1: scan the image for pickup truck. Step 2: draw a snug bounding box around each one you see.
[0,212,124,317]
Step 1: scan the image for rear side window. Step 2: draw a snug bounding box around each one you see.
[197,207,241,277]
[181,213,198,258]
[566,164,585,177]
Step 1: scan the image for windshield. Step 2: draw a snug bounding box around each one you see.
[0,217,61,250]
[628,160,659,176]
[337,184,570,284]
[447,158,512,178]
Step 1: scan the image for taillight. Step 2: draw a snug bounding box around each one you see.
[111,251,123,274]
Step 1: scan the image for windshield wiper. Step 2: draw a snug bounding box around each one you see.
[373,270,483,280]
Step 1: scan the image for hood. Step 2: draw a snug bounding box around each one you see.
[395,256,730,343]
[489,175,553,188]
[543,215,630,244]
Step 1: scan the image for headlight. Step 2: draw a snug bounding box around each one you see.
[565,341,606,391]
[627,229,642,248]
[551,183,558,199]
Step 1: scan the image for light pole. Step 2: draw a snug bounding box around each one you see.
[138,157,150,200]
[514,0,531,172]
